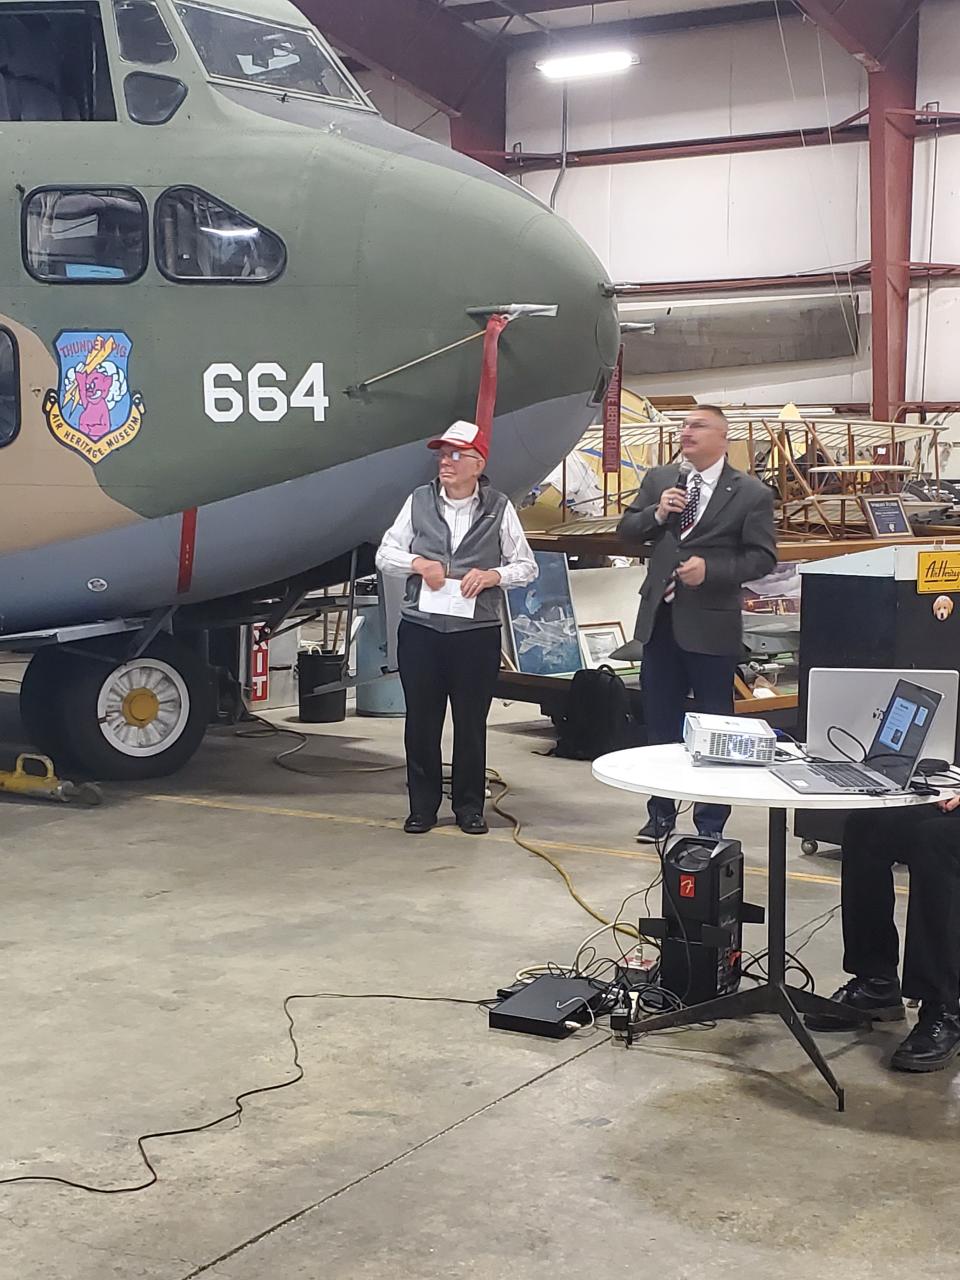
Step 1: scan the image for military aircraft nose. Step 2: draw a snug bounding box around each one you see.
[354,150,619,479]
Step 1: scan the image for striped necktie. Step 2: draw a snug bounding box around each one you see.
[663,474,702,603]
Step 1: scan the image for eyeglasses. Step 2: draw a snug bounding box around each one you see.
[438,449,480,462]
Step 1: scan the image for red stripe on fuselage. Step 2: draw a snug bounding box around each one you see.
[177,508,198,594]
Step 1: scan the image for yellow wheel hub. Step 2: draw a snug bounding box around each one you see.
[121,687,160,729]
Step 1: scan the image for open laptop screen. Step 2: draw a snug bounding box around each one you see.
[864,679,943,786]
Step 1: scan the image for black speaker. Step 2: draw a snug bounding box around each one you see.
[643,836,762,1005]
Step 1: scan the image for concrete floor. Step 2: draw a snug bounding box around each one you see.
[0,685,956,1280]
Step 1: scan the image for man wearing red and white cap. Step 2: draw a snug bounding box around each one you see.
[376,421,537,835]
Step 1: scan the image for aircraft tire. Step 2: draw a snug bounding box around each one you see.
[19,646,73,759]
[57,634,212,781]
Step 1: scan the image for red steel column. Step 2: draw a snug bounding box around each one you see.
[868,15,919,421]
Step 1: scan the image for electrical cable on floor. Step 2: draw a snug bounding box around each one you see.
[239,716,644,942]
[2,685,858,1195]
[486,768,640,942]
[247,722,840,1016]
[786,904,841,959]
[739,894,841,993]
[236,714,406,776]
[234,722,712,1030]
[244,723,704,1009]
[0,992,487,1198]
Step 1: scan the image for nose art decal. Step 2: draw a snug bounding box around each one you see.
[43,330,145,464]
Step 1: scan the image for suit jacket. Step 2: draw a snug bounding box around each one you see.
[617,461,777,657]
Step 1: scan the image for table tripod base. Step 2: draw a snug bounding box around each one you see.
[625,983,871,1112]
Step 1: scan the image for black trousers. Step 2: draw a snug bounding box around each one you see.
[397,619,502,820]
[641,603,738,833]
[841,805,960,1007]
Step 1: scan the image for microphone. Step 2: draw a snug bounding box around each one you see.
[668,459,694,530]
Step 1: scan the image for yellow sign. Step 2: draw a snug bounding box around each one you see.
[917,550,960,594]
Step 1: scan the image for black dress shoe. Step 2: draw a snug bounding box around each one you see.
[890,1004,960,1072]
[696,831,724,843]
[457,812,488,835]
[636,819,674,845]
[403,813,436,835]
[803,976,906,1031]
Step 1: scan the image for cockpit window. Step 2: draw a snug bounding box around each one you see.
[174,2,369,107]
[0,5,117,121]
[155,187,286,283]
[124,71,187,124]
[115,1,178,64]
[0,330,19,447]
[23,188,148,283]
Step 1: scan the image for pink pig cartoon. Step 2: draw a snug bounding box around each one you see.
[75,366,114,441]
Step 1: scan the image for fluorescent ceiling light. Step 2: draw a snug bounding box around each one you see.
[537,50,637,80]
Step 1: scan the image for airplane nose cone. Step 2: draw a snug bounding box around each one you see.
[355,151,619,479]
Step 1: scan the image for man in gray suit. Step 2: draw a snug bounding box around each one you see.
[618,406,777,842]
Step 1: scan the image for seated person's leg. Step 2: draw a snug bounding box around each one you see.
[888,808,960,1072]
[804,808,916,1031]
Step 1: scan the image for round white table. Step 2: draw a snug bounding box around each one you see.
[593,744,942,1111]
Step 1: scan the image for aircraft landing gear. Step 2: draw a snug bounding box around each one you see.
[18,644,73,756]
[20,633,211,781]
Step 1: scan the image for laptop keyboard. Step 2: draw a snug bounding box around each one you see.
[807,761,884,788]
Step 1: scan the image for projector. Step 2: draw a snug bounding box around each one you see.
[683,712,776,766]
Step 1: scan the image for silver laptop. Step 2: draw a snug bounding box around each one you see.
[773,678,943,794]
[807,668,958,765]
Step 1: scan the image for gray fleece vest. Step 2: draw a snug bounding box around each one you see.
[402,478,509,634]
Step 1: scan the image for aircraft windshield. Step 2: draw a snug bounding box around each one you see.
[175,3,367,106]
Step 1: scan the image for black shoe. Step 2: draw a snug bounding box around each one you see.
[404,813,436,835]
[803,977,906,1031]
[457,812,488,835]
[636,819,674,845]
[890,1004,960,1072]
[696,830,724,843]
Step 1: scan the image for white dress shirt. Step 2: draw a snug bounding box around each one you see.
[376,485,538,590]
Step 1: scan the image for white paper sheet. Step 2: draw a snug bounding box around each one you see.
[418,578,477,620]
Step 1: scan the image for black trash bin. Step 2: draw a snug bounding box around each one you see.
[298,650,347,723]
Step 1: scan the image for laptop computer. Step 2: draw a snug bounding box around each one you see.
[806,668,958,766]
[772,678,943,795]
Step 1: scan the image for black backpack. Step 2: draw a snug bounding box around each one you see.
[553,665,645,761]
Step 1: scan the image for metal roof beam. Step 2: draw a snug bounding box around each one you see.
[456,0,775,29]
[456,0,655,20]
[792,1,923,72]
[507,2,783,50]
[613,262,959,298]
[502,119,869,173]
[294,0,506,159]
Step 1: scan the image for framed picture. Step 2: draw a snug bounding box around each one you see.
[860,495,914,538]
[505,551,584,676]
[579,621,629,669]
[742,562,802,616]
